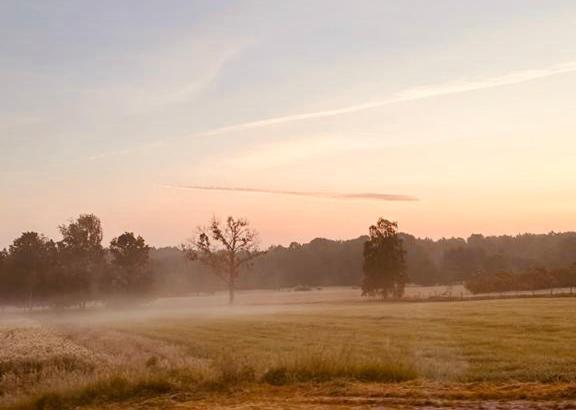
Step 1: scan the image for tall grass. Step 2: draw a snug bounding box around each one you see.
[5,347,416,409]
[3,297,576,408]
[11,375,175,410]
[262,348,416,385]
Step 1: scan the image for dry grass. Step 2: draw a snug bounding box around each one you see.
[260,347,416,385]
[0,321,98,401]
[122,297,576,383]
[1,290,576,408]
[35,381,576,409]
[0,322,210,408]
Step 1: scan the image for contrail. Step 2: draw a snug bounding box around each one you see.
[199,61,576,136]
[163,184,418,202]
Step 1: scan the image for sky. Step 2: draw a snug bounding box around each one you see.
[2,0,576,248]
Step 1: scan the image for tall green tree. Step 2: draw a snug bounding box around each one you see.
[108,232,152,298]
[182,216,263,304]
[58,214,105,307]
[362,218,407,298]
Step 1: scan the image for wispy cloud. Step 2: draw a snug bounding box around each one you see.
[142,45,244,108]
[78,39,247,120]
[163,184,418,202]
[199,61,576,136]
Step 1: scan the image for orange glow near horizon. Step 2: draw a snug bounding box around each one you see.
[2,2,576,248]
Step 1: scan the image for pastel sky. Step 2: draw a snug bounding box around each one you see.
[2,0,576,248]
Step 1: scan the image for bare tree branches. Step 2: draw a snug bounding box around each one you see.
[181,216,264,304]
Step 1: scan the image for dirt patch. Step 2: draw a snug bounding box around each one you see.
[84,382,576,409]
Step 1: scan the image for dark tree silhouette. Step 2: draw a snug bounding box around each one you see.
[3,232,57,307]
[182,216,263,304]
[465,271,515,294]
[443,246,485,281]
[2,213,576,308]
[57,214,105,307]
[557,263,576,294]
[0,249,7,305]
[362,218,407,298]
[523,267,557,295]
[108,232,152,299]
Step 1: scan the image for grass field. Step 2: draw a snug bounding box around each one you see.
[1,288,576,409]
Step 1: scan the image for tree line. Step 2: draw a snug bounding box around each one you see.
[144,224,576,297]
[0,214,153,308]
[226,230,576,292]
[465,266,576,295]
[2,213,576,307]
[0,214,264,307]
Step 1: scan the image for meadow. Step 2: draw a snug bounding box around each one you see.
[1,287,576,409]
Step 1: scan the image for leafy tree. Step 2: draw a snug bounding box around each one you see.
[443,246,485,281]
[555,263,576,294]
[57,214,105,307]
[522,267,557,295]
[402,234,439,285]
[361,218,407,298]
[182,216,263,304]
[555,237,576,267]
[108,232,152,298]
[482,253,510,274]
[465,271,515,294]
[568,263,576,294]
[4,232,57,307]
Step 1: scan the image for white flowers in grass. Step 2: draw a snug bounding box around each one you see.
[0,321,97,365]
[63,327,209,371]
[0,318,210,406]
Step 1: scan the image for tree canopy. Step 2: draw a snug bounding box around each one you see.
[107,232,152,299]
[361,218,407,298]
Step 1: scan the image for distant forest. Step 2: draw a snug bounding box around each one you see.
[2,212,576,308]
[154,231,576,294]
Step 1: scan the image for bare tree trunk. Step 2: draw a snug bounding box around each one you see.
[228,274,235,304]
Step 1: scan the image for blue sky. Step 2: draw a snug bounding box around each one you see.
[2,1,576,247]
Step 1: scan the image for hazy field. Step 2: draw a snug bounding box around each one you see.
[1,287,576,409]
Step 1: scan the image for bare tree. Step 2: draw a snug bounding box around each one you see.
[182,216,263,304]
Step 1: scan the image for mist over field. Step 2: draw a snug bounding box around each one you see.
[3,1,576,409]
[1,216,575,409]
[2,287,576,409]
